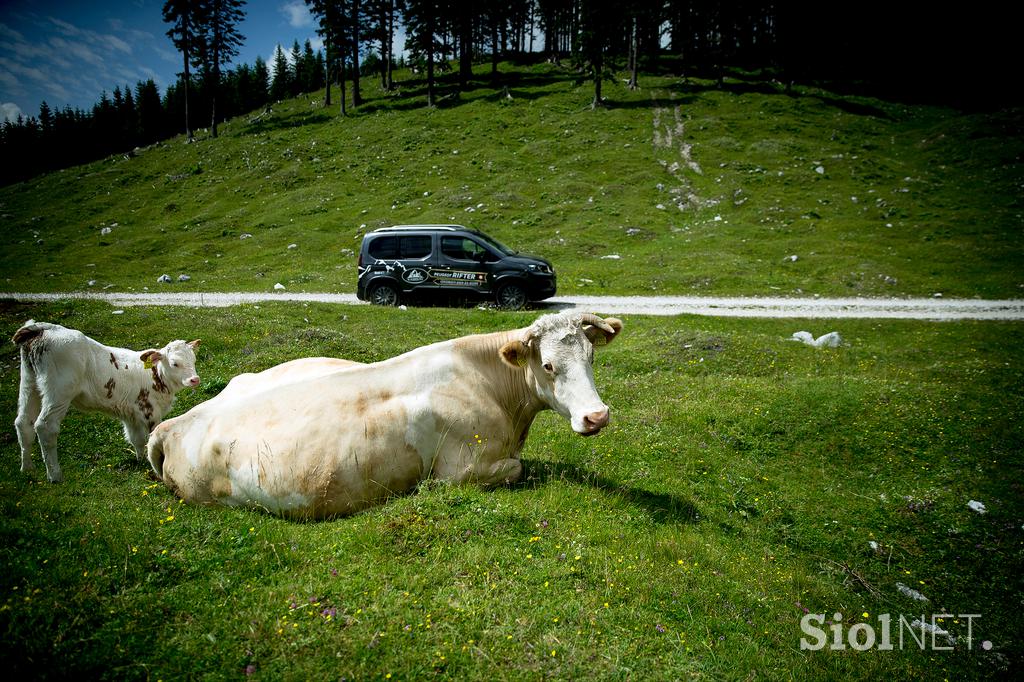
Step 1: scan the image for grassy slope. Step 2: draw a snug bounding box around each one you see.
[0,63,1021,299]
[0,300,1021,680]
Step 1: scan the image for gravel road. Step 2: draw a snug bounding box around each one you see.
[3,291,1024,320]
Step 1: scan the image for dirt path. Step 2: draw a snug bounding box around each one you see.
[3,291,1023,320]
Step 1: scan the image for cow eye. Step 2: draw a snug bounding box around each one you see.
[542,362,554,373]
[171,362,179,368]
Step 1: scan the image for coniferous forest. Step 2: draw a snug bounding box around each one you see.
[0,0,1016,187]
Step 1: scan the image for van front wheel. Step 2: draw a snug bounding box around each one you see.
[496,283,527,310]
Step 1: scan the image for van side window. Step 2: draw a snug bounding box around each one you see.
[368,236,398,259]
[441,236,495,262]
[400,235,432,259]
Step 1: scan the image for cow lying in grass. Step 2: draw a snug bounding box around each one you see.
[13,320,201,483]
[147,311,622,519]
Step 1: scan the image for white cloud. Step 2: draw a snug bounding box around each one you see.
[2,101,24,122]
[280,1,313,29]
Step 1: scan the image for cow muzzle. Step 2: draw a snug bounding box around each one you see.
[186,375,201,387]
[579,408,610,436]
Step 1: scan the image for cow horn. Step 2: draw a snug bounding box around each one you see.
[580,313,615,335]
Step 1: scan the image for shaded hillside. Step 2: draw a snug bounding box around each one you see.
[1,63,1021,299]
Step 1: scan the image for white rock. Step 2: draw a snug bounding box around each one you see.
[287,243,298,249]
[157,274,172,284]
[789,331,842,348]
[112,310,124,315]
[240,233,253,240]
[713,215,722,222]
[274,283,286,291]
[177,274,191,282]
[600,254,621,260]
[868,540,879,551]
[933,292,943,298]
[910,619,954,645]
[785,254,799,262]
[815,165,825,174]
[967,500,987,514]
[656,204,666,210]
[398,305,408,311]
[87,280,97,287]
[896,582,929,602]
[100,227,112,236]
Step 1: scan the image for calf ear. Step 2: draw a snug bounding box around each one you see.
[187,339,201,349]
[140,349,163,368]
[584,317,623,346]
[499,340,531,368]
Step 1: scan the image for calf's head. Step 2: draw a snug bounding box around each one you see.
[500,313,622,435]
[140,339,201,389]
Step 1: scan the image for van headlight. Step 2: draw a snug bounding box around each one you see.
[528,264,551,274]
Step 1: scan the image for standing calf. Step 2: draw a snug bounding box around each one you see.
[13,320,201,483]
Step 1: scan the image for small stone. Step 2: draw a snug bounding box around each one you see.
[815,165,825,174]
[287,243,298,250]
[274,283,286,291]
[240,233,253,240]
[177,274,191,282]
[157,274,172,284]
[100,227,112,236]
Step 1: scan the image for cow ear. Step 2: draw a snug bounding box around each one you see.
[584,317,623,347]
[140,349,163,368]
[188,339,201,349]
[499,340,531,369]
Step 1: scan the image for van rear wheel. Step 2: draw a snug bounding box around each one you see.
[370,282,400,306]
[496,283,527,310]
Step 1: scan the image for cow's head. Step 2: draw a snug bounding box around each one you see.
[500,313,622,435]
[140,339,201,389]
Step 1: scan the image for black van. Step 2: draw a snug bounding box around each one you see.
[356,225,556,309]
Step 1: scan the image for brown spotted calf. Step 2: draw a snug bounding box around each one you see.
[13,320,200,483]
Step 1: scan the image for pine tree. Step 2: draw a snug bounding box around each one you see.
[194,0,246,138]
[162,0,201,141]
[290,40,304,96]
[270,44,291,100]
[253,56,270,105]
[302,40,319,92]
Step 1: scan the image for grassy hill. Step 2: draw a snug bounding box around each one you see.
[1,62,1021,299]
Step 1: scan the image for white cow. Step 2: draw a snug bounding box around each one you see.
[147,311,622,518]
[13,320,201,483]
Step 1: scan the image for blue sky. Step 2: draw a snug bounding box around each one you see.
[0,1,326,122]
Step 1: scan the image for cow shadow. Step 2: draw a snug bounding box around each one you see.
[514,459,701,525]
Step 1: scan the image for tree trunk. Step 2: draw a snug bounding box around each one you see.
[592,50,603,109]
[426,13,435,107]
[339,58,347,116]
[324,49,332,106]
[627,17,639,90]
[386,2,394,90]
[427,47,435,107]
[351,0,362,107]
[490,17,499,82]
[182,51,193,142]
[458,14,472,88]
[210,56,220,138]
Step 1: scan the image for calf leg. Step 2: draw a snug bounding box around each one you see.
[471,457,523,487]
[122,421,150,462]
[15,364,42,474]
[34,398,72,483]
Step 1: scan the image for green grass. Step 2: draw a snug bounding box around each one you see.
[1,301,1021,679]
[1,63,1021,299]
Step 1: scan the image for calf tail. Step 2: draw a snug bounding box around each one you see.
[147,425,167,479]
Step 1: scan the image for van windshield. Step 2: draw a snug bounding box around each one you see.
[473,231,516,256]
